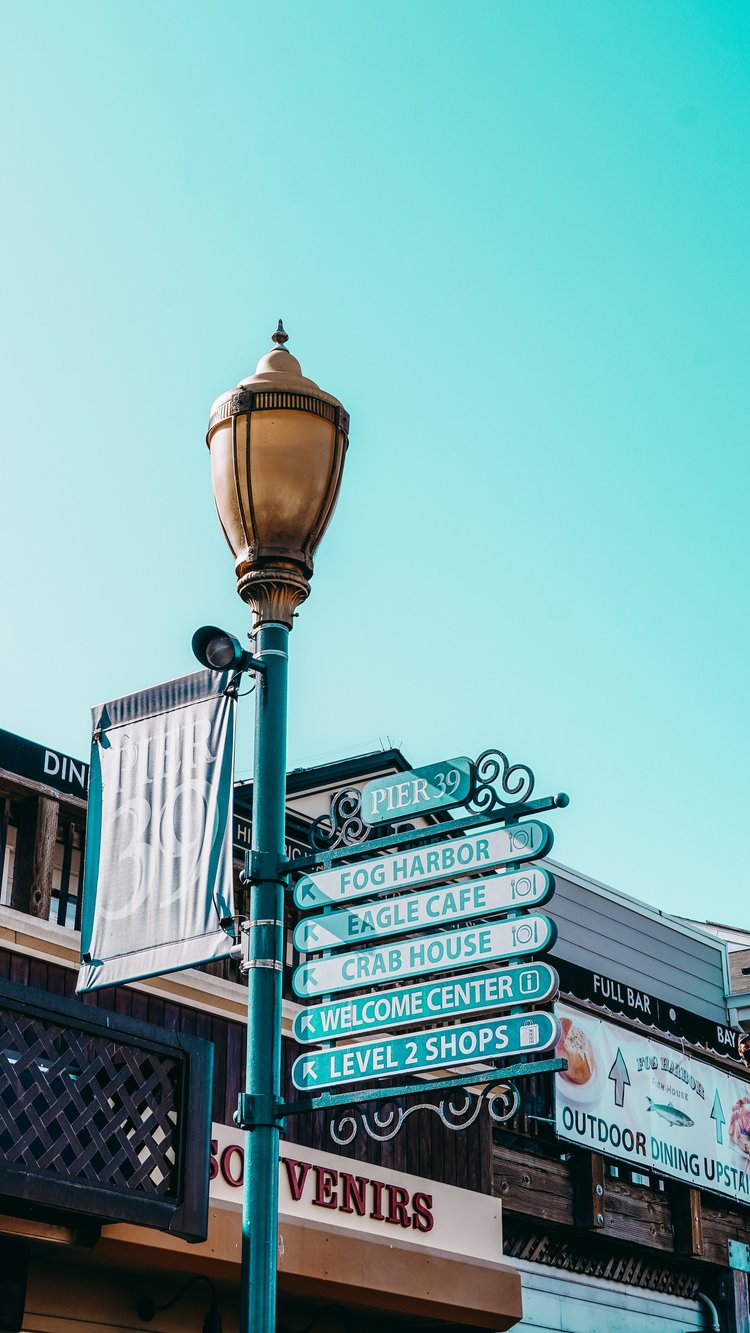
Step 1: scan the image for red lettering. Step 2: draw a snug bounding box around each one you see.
[280,1157,312,1202]
[209,1138,219,1182]
[339,1172,369,1216]
[411,1191,434,1233]
[220,1144,244,1187]
[313,1166,338,1209]
[369,1179,386,1222]
[386,1185,412,1228]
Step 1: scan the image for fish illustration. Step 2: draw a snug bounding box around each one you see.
[646,1097,694,1128]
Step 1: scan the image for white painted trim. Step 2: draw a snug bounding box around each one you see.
[0,904,295,1033]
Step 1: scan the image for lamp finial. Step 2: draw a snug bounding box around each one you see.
[271,319,289,350]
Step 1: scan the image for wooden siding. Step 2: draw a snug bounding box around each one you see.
[548,868,729,1022]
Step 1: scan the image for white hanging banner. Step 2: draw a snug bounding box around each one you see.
[555,1002,750,1206]
[77,670,236,993]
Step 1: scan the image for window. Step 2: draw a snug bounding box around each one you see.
[50,820,85,929]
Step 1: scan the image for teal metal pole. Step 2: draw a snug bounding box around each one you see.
[240,619,289,1333]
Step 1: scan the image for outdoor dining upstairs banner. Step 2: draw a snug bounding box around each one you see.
[77,670,236,992]
[555,1002,750,1206]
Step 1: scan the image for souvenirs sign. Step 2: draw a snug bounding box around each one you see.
[293,962,560,1044]
[292,1011,561,1090]
[292,913,557,998]
[294,820,553,909]
[293,867,555,952]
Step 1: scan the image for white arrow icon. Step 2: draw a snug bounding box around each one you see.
[302,1060,318,1083]
[298,1012,314,1036]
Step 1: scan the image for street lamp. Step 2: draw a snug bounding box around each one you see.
[205,322,349,1333]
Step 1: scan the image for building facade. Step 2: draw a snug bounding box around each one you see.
[1,728,749,1332]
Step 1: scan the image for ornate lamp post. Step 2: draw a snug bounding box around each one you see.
[205,323,349,1333]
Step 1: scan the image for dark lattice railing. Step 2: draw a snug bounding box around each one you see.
[0,977,213,1241]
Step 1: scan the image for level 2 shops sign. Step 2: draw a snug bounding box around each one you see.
[292,1010,560,1091]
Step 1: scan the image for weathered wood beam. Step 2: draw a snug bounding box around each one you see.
[670,1182,703,1257]
[10,796,59,919]
[573,1150,606,1229]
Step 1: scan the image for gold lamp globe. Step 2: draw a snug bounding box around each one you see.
[206,322,350,628]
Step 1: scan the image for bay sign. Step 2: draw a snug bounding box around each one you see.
[293,961,560,1044]
[292,913,557,998]
[292,1010,561,1090]
[294,866,555,953]
[294,819,553,910]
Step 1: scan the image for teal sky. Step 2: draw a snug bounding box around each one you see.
[1,2,748,928]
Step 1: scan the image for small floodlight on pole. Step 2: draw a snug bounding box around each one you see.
[204,322,349,1333]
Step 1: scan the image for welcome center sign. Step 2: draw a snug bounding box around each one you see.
[555,1002,750,1206]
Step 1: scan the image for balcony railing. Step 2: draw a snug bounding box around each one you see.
[0,975,213,1241]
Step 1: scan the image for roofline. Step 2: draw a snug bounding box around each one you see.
[542,853,731,962]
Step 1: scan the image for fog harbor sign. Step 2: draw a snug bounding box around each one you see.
[294,819,553,909]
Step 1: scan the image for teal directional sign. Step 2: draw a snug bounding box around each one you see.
[360,757,473,826]
[293,961,559,1044]
[292,912,556,998]
[291,1010,561,1090]
[294,867,554,953]
[294,819,553,910]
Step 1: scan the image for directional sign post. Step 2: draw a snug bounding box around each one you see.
[293,913,557,998]
[294,867,554,953]
[294,819,554,910]
[292,1011,561,1091]
[293,961,559,1044]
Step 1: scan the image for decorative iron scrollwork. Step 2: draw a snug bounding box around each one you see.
[464,748,535,815]
[307,744,538,852]
[308,788,417,851]
[328,1081,520,1144]
[309,787,367,851]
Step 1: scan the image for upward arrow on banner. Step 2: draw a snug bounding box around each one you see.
[608,1047,631,1108]
[711,1089,726,1144]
